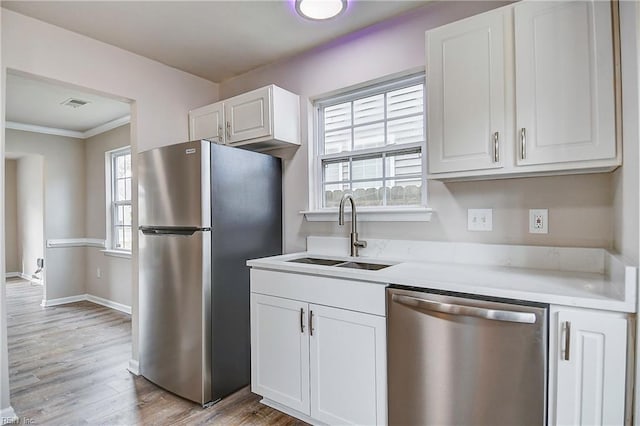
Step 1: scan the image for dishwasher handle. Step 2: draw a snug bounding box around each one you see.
[392,294,537,324]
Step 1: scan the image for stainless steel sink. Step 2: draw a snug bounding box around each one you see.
[336,261,391,270]
[287,257,391,270]
[288,257,344,266]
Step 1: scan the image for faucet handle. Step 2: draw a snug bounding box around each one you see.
[354,240,367,248]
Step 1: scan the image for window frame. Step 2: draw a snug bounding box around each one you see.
[309,72,429,217]
[105,146,132,253]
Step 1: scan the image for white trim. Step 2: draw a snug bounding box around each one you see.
[40,293,131,314]
[6,115,130,140]
[0,406,18,421]
[86,294,132,314]
[5,272,20,279]
[301,207,433,222]
[101,249,132,259]
[46,238,105,248]
[41,294,86,307]
[83,115,131,138]
[128,359,140,376]
[7,272,43,285]
[6,121,84,138]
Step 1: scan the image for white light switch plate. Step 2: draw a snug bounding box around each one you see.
[529,209,548,234]
[467,209,493,232]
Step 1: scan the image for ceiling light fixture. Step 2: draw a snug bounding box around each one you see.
[295,0,347,21]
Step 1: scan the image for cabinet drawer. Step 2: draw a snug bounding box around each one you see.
[250,269,386,316]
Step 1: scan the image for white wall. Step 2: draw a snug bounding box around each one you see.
[6,129,85,300]
[85,124,131,307]
[15,155,44,281]
[4,160,18,274]
[219,1,637,265]
[1,8,219,412]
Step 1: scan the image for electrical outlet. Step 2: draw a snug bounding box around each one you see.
[467,209,493,232]
[96,268,102,279]
[529,209,548,234]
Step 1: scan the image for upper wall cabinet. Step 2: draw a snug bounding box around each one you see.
[189,85,300,157]
[426,1,619,181]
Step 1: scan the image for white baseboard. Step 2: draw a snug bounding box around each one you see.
[0,406,18,421]
[41,294,86,307]
[128,359,140,376]
[41,293,131,315]
[5,272,20,279]
[86,294,132,315]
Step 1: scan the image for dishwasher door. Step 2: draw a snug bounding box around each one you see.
[387,287,548,426]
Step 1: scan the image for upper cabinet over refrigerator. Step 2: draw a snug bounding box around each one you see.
[426,0,619,181]
[189,84,300,158]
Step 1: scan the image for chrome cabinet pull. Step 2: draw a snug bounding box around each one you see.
[218,125,223,141]
[493,132,500,163]
[309,310,314,336]
[520,128,527,160]
[226,121,231,139]
[563,321,571,361]
[392,294,537,324]
[300,308,305,334]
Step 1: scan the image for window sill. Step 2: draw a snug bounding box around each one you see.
[101,249,132,259]
[300,207,433,222]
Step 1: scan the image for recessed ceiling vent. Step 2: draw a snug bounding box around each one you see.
[60,98,90,109]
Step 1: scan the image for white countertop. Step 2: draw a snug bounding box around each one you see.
[247,248,638,313]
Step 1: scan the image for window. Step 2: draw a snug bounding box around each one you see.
[107,147,132,252]
[314,73,426,210]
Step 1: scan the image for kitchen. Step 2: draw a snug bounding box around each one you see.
[1,0,639,425]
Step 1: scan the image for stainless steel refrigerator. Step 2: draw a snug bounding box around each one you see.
[138,140,282,406]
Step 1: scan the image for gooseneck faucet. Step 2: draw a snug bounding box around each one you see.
[338,194,367,257]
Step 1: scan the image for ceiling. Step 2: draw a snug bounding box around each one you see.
[1,0,431,83]
[6,73,130,133]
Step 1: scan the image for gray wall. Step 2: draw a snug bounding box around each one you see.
[85,124,132,307]
[219,0,638,265]
[6,129,86,300]
[4,160,18,273]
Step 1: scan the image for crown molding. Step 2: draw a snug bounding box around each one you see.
[5,115,130,139]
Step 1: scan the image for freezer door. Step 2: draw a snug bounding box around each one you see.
[387,288,548,426]
[138,140,211,228]
[139,228,211,405]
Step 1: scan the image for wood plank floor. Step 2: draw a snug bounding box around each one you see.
[7,279,306,425]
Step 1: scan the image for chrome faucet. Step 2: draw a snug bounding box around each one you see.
[338,194,367,257]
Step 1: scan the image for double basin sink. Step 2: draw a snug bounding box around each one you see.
[288,257,391,271]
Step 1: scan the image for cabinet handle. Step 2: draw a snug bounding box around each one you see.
[217,125,223,141]
[563,321,571,361]
[226,121,231,139]
[300,308,305,334]
[309,310,314,336]
[520,128,527,160]
[493,132,500,163]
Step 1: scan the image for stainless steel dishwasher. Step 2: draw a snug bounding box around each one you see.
[387,287,548,426]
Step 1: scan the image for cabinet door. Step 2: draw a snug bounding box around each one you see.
[309,304,387,425]
[427,9,507,174]
[250,294,310,414]
[189,102,224,142]
[554,310,627,426]
[515,1,615,166]
[224,86,272,144]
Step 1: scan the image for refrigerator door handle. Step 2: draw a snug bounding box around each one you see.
[391,294,537,324]
[139,226,210,236]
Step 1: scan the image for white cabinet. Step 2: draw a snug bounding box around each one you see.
[514,1,616,167]
[189,101,224,142]
[550,307,628,426]
[250,270,387,425]
[426,1,619,181]
[426,7,507,174]
[188,85,300,156]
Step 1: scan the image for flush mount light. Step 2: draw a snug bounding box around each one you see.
[295,0,347,21]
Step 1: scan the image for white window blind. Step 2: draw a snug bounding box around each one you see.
[108,148,132,251]
[315,73,426,208]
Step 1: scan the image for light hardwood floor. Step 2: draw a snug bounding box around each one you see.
[6,279,306,425]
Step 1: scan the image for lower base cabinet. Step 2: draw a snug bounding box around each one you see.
[550,306,629,426]
[251,293,387,425]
